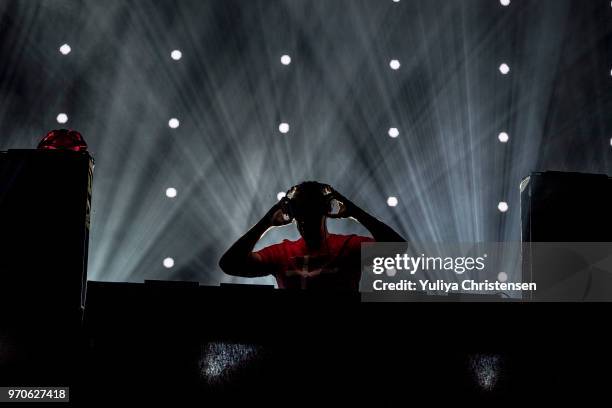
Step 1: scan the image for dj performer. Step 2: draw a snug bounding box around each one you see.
[219,181,405,291]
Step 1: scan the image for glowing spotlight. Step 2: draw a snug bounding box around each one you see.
[168,118,180,129]
[386,267,397,277]
[163,257,175,268]
[56,113,68,124]
[497,272,508,282]
[499,63,510,75]
[59,44,71,55]
[610,137,612,147]
[389,59,401,70]
[171,50,182,60]
[277,192,286,201]
[387,196,398,207]
[166,187,177,198]
[278,123,290,134]
[500,0,510,6]
[498,132,509,143]
[498,201,509,212]
[280,55,291,65]
[388,127,400,138]
[392,0,401,2]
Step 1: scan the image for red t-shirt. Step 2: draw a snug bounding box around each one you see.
[255,234,374,291]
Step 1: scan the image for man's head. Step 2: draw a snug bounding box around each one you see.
[286,181,332,247]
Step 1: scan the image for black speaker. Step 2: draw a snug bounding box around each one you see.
[520,171,612,300]
[0,149,93,385]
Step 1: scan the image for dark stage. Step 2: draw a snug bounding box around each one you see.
[4,279,612,405]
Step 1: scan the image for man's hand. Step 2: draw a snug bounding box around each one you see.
[327,188,358,219]
[266,199,293,227]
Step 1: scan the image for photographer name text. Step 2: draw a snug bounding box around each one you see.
[372,279,536,293]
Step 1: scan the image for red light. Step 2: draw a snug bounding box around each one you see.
[37,129,88,152]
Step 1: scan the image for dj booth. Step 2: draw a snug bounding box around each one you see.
[81,280,607,404]
[1,149,612,404]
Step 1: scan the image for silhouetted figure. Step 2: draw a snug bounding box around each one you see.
[219,181,405,291]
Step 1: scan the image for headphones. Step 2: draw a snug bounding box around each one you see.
[281,182,335,220]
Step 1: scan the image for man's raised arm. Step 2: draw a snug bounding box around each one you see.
[219,200,291,277]
[329,189,406,243]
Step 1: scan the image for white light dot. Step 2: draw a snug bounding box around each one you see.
[56,113,68,124]
[498,132,509,143]
[392,0,400,2]
[386,267,397,277]
[499,63,510,75]
[497,272,508,282]
[500,0,510,6]
[388,127,400,138]
[498,201,509,212]
[171,50,182,60]
[163,257,175,268]
[279,123,290,134]
[609,68,612,77]
[277,192,286,201]
[59,44,71,55]
[609,137,612,147]
[168,118,180,128]
[280,55,291,65]
[166,187,177,198]
[387,196,398,207]
[389,59,401,70]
